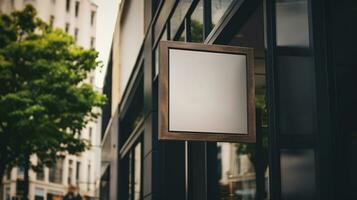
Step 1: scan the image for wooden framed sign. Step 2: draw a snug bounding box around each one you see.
[158,41,255,143]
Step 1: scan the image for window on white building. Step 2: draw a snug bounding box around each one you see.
[74,28,79,42]
[6,168,11,180]
[36,166,44,181]
[90,11,96,26]
[76,161,81,185]
[89,127,93,145]
[90,37,95,49]
[11,0,15,10]
[68,159,73,185]
[66,0,71,12]
[89,76,94,84]
[75,1,80,17]
[87,162,91,191]
[65,23,70,33]
[49,15,55,27]
[17,166,25,179]
[5,187,10,200]
[49,159,63,184]
[34,187,44,200]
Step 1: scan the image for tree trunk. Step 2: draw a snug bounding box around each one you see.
[23,153,30,200]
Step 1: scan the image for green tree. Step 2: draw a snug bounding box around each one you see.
[0,5,106,193]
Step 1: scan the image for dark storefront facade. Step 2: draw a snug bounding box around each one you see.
[100,0,357,199]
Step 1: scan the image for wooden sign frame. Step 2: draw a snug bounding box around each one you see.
[158,41,256,143]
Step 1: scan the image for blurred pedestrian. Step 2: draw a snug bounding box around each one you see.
[63,186,82,200]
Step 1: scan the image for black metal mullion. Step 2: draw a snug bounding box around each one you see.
[203,0,212,39]
[310,0,335,199]
[186,18,192,42]
[131,150,135,200]
[255,109,265,200]
[265,0,281,199]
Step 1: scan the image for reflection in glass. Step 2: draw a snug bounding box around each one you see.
[211,0,234,28]
[276,0,309,47]
[134,143,141,200]
[280,149,316,199]
[213,3,270,199]
[171,0,193,38]
[190,0,204,42]
[217,143,255,199]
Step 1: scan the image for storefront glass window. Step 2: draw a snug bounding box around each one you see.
[280,149,316,199]
[212,3,269,199]
[211,0,234,29]
[275,0,315,136]
[276,0,309,47]
[171,0,193,38]
[190,0,204,42]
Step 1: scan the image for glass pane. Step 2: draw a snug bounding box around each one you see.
[169,49,248,134]
[213,4,269,199]
[134,143,142,200]
[190,0,204,42]
[49,159,63,183]
[17,166,25,179]
[5,187,10,200]
[36,167,45,181]
[276,0,309,47]
[280,149,316,199]
[278,56,315,135]
[76,161,80,183]
[211,0,234,29]
[171,0,193,38]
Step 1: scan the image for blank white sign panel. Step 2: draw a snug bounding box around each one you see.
[169,49,248,134]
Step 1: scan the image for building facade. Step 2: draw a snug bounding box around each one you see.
[0,0,100,199]
[101,0,357,199]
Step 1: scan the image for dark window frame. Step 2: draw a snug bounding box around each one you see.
[75,1,80,17]
[66,0,71,12]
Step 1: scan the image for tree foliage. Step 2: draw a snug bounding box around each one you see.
[0,5,106,175]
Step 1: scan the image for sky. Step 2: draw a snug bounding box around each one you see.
[93,0,120,88]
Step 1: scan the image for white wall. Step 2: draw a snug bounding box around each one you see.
[119,0,144,95]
